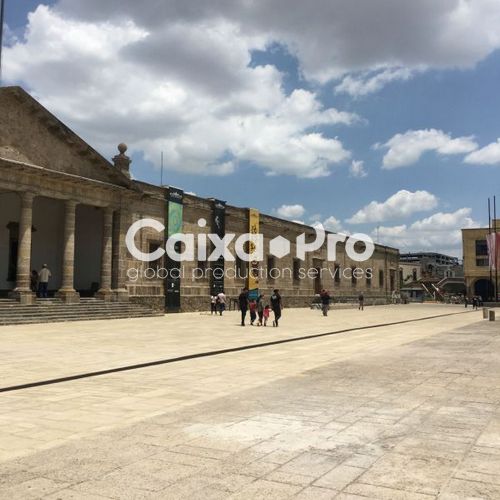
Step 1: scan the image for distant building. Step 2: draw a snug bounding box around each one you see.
[399,252,464,301]
[462,222,499,301]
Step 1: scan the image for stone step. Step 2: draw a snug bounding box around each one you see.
[0,312,163,326]
[0,298,163,325]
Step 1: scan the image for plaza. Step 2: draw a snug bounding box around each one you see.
[1,304,499,499]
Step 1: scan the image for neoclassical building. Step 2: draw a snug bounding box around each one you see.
[0,86,400,311]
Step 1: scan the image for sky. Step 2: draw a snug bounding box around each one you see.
[3,0,500,258]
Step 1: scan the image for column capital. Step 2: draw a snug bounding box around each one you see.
[19,191,36,204]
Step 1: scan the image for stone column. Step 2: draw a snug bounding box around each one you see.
[96,207,114,301]
[56,200,80,303]
[12,192,35,304]
[112,208,130,302]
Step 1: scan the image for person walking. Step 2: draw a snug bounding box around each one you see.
[210,294,217,315]
[472,296,479,310]
[263,305,270,326]
[358,292,364,311]
[271,289,282,327]
[249,300,257,325]
[239,287,249,326]
[217,290,226,315]
[38,264,51,299]
[320,289,331,316]
[257,294,265,326]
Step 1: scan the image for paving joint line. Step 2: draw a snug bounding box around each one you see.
[0,310,475,393]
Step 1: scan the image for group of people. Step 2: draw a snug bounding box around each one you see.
[465,295,482,310]
[239,288,282,327]
[210,291,227,315]
[318,289,364,316]
[211,288,282,327]
[30,264,52,298]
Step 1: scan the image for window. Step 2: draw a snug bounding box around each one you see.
[379,269,384,288]
[334,264,341,284]
[351,266,357,286]
[476,240,488,256]
[293,259,301,283]
[390,269,396,292]
[412,268,417,281]
[476,258,489,267]
[267,256,276,281]
[366,269,372,287]
[148,241,163,263]
[235,256,247,279]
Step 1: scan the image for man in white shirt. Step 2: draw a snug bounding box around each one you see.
[38,264,52,298]
[217,291,226,315]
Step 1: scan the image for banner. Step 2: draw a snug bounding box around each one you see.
[487,232,500,270]
[248,208,260,300]
[165,187,183,312]
[211,199,226,294]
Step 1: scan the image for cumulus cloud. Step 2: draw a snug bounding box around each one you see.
[374,208,477,255]
[347,190,438,224]
[58,0,500,84]
[335,67,415,97]
[464,138,500,165]
[275,204,306,219]
[4,5,356,178]
[349,160,367,178]
[379,129,478,169]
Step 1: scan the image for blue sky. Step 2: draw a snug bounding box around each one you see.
[3,1,500,256]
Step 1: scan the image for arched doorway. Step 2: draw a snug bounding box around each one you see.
[474,279,494,301]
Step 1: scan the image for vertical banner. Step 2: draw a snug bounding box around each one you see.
[211,199,226,294]
[487,232,500,270]
[248,208,260,300]
[165,187,184,312]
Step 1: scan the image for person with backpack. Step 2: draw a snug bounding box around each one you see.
[271,289,282,327]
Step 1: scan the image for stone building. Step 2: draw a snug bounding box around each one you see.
[462,222,500,301]
[0,86,400,311]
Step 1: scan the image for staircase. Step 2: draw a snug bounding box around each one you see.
[0,298,164,326]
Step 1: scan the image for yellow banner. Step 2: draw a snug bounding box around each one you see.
[248,208,260,297]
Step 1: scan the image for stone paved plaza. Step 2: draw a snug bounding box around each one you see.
[1,304,499,499]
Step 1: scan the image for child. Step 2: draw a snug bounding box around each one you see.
[249,300,257,325]
[263,305,270,326]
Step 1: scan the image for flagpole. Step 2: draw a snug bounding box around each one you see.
[495,195,498,302]
[488,197,492,300]
[0,0,5,86]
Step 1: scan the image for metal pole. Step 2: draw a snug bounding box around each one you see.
[0,0,5,86]
[160,151,164,187]
[488,197,492,300]
[495,196,498,302]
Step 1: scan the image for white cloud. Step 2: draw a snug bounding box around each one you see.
[58,0,500,86]
[374,208,477,255]
[380,129,478,169]
[464,139,500,165]
[322,216,345,233]
[335,67,415,97]
[349,160,367,178]
[347,190,438,224]
[276,204,306,219]
[4,5,356,178]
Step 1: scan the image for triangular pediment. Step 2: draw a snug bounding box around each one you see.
[0,86,134,188]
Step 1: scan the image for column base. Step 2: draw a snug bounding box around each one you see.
[113,288,129,303]
[56,289,80,304]
[95,289,113,302]
[9,289,35,305]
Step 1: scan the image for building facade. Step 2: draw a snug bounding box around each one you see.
[0,87,400,311]
[462,223,499,301]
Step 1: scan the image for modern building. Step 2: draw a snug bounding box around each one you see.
[0,86,400,312]
[462,223,499,301]
[399,252,464,301]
